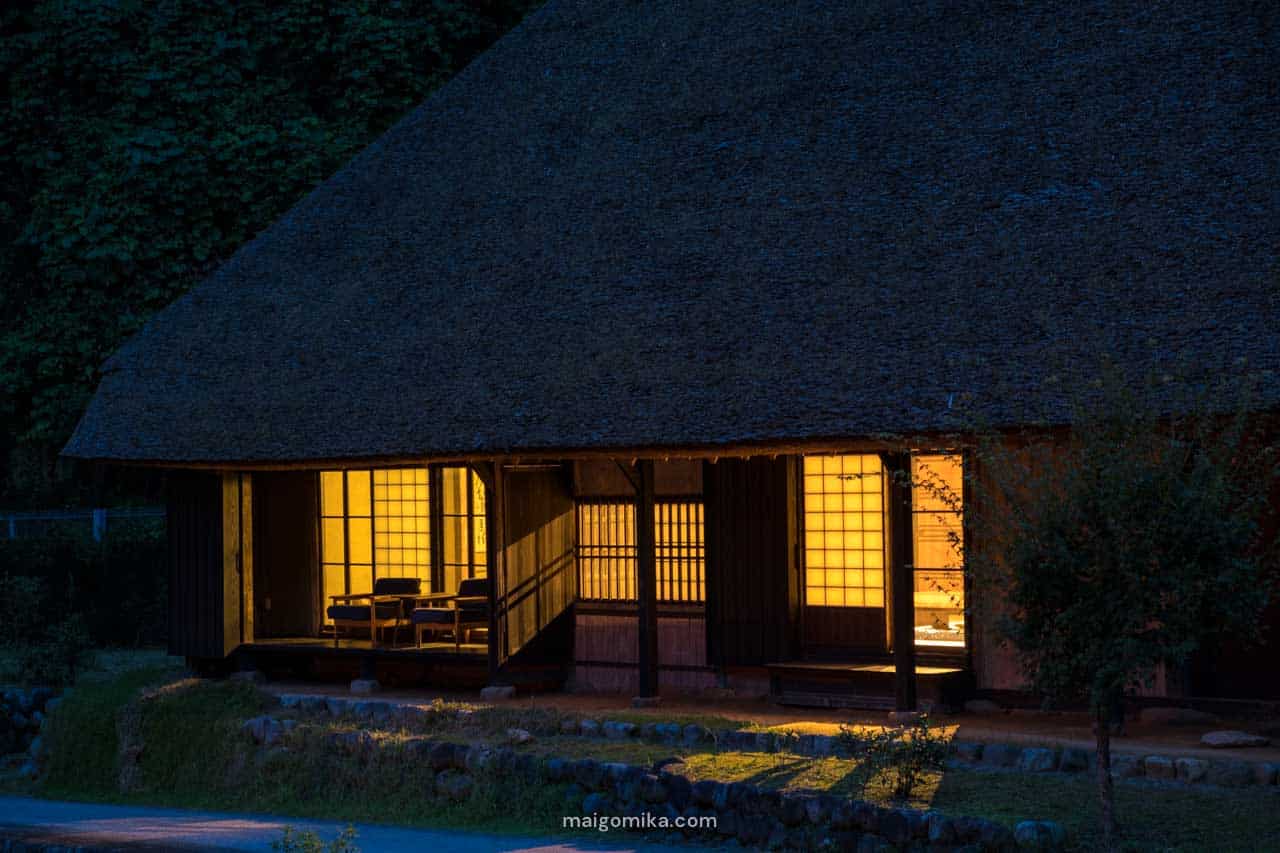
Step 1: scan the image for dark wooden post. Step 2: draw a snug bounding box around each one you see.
[475,461,504,681]
[885,452,918,712]
[636,459,659,698]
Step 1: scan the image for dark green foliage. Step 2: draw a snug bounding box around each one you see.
[967,377,1279,713]
[837,715,952,800]
[0,0,541,503]
[962,369,1280,848]
[273,826,360,853]
[0,520,167,648]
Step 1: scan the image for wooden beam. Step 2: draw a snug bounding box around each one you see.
[483,461,505,679]
[613,460,640,494]
[635,459,659,697]
[884,452,918,712]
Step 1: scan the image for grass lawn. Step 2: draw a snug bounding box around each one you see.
[15,662,1279,852]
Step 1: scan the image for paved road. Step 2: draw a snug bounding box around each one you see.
[0,796,692,852]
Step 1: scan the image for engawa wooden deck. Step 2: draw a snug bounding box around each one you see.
[766,660,969,710]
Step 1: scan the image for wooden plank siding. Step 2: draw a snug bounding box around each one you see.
[168,471,253,659]
[251,472,320,638]
[573,612,715,693]
[703,457,799,667]
[499,466,576,662]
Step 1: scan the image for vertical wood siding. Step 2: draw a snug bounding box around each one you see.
[252,472,320,637]
[500,467,577,661]
[704,457,799,666]
[573,612,715,693]
[167,471,224,658]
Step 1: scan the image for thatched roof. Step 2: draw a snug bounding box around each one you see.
[65,0,1279,465]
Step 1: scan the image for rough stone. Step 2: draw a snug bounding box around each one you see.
[1174,757,1208,783]
[1254,762,1279,786]
[325,697,349,717]
[691,779,719,807]
[573,758,606,790]
[348,678,379,695]
[682,724,712,746]
[852,801,880,833]
[1013,820,1066,850]
[953,741,984,763]
[662,771,693,809]
[579,719,601,737]
[805,795,835,825]
[241,715,277,745]
[1142,755,1175,780]
[479,685,516,701]
[464,745,492,772]
[1109,754,1143,778]
[651,755,684,772]
[1200,730,1270,749]
[878,810,911,844]
[428,741,457,771]
[856,836,892,853]
[505,727,534,745]
[926,811,957,844]
[1206,760,1254,787]
[979,743,1021,768]
[434,770,473,802]
[602,720,637,739]
[1058,747,1092,773]
[640,773,667,804]
[1138,706,1218,726]
[582,792,611,815]
[1018,747,1058,772]
[777,793,807,826]
[735,814,771,846]
[331,730,374,754]
[964,699,1004,715]
[652,722,681,741]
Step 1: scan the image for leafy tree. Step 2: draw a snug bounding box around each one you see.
[962,373,1278,849]
[0,0,541,506]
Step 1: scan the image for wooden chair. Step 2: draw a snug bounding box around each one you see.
[326,577,421,647]
[410,577,490,652]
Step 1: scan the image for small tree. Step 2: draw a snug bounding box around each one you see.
[963,372,1278,850]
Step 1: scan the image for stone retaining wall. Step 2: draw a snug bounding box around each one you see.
[278,693,1280,790]
[245,711,1063,851]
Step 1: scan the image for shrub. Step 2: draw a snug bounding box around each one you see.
[0,572,97,685]
[838,715,952,800]
[272,826,359,853]
[0,518,167,648]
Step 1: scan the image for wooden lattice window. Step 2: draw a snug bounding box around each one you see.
[576,500,705,604]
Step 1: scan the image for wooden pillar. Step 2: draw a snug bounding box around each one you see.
[636,460,659,697]
[885,452,918,712]
[474,462,504,681]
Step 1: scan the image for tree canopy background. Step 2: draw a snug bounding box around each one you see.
[0,0,541,506]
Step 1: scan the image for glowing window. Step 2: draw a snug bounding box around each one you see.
[441,466,487,593]
[321,467,430,623]
[576,500,705,603]
[372,468,431,583]
[911,453,965,648]
[803,454,885,608]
